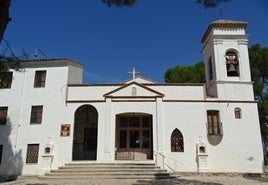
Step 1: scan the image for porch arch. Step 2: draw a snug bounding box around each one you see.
[72,104,98,160]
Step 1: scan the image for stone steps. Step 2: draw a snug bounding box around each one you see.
[40,163,178,179]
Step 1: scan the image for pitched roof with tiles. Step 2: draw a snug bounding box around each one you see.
[201,19,248,43]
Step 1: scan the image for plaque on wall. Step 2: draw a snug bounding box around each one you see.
[60,124,70,137]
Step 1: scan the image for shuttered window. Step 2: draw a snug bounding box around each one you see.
[30,106,43,124]
[34,70,46,87]
[0,107,8,125]
[207,110,222,135]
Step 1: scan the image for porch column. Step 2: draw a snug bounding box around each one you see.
[103,97,112,162]
[156,97,164,153]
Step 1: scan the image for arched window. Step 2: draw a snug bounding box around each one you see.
[208,57,213,81]
[226,51,239,77]
[132,87,137,96]
[171,129,184,152]
[234,107,241,119]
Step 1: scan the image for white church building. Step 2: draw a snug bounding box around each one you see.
[0,20,264,175]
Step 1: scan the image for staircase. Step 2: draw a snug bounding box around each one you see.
[40,163,178,179]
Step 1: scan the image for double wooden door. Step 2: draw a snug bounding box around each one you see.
[115,114,153,160]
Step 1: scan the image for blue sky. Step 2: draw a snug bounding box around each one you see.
[3,0,268,83]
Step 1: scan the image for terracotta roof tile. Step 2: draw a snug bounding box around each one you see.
[201,19,248,43]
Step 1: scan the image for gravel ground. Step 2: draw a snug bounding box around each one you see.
[1,167,268,185]
[0,174,268,185]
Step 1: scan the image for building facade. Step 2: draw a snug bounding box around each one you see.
[0,20,264,175]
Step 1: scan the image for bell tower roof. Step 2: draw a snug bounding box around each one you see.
[201,19,248,44]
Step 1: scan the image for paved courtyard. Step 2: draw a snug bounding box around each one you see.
[1,174,268,185]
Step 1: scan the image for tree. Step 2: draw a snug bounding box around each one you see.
[102,0,136,7]
[164,61,205,83]
[196,0,231,8]
[102,0,231,8]
[248,44,268,162]
[0,0,11,43]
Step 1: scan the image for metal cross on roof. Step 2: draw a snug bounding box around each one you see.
[128,67,140,80]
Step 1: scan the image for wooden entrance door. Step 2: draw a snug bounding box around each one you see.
[115,114,153,160]
[73,105,98,160]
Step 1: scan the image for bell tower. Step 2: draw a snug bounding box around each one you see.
[201,20,254,100]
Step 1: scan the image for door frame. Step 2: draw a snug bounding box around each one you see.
[115,113,153,160]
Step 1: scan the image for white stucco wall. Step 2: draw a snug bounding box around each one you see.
[0,63,264,175]
[0,60,83,175]
[0,21,264,176]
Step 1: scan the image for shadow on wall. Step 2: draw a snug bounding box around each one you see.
[0,118,23,181]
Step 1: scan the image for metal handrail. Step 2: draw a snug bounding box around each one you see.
[156,152,184,172]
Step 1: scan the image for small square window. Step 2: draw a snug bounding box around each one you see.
[34,71,46,88]
[0,107,8,125]
[30,106,43,124]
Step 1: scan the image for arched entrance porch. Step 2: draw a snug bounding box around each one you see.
[72,105,98,160]
[115,113,153,160]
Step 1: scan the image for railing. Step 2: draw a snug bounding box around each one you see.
[155,152,184,172]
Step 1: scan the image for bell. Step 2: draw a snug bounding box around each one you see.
[227,64,238,76]
[227,64,236,72]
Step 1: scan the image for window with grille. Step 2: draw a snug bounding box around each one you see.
[0,145,3,164]
[171,129,184,152]
[234,108,242,119]
[34,70,46,88]
[30,106,43,124]
[207,110,222,135]
[0,72,13,89]
[26,144,39,164]
[0,107,8,125]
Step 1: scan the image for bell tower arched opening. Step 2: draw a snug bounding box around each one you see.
[226,50,239,77]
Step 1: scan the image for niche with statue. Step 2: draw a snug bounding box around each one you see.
[196,140,208,172]
[40,141,54,174]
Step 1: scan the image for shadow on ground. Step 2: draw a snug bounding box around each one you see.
[133,178,222,185]
[0,176,17,183]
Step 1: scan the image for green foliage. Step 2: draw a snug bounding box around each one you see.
[164,61,205,83]
[249,44,268,97]
[249,44,268,138]
[102,0,137,7]
[196,0,231,8]
[0,56,20,82]
[101,0,231,8]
